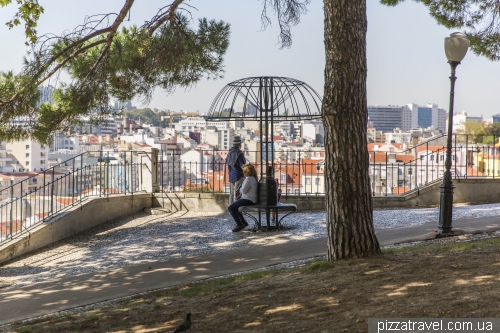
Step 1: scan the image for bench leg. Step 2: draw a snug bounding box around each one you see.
[241,212,260,231]
[278,211,295,228]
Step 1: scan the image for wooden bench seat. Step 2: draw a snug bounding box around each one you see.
[238,203,297,231]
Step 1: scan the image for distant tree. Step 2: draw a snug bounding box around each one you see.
[123,108,168,126]
[0,0,230,142]
[456,121,485,143]
[484,122,500,138]
[482,136,495,145]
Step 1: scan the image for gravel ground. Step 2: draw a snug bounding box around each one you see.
[1,203,500,290]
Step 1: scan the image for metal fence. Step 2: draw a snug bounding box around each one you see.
[0,151,144,244]
[159,134,500,198]
[158,153,325,197]
[369,134,498,196]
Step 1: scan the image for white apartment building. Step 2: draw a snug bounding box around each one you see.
[302,120,325,145]
[275,141,314,164]
[0,142,12,173]
[278,121,303,141]
[6,139,50,172]
[385,127,441,145]
[174,117,230,132]
[201,128,233,150]
[51,133,81,152]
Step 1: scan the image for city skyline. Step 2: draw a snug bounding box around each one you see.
[2,1,500,118]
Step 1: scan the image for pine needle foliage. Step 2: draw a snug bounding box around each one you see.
[0,0,230,143]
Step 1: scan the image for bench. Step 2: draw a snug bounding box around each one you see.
[238,203,297,231]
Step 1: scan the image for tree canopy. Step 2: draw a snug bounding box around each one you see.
[381,0,500,61]
[0,0,230,143]
[122,108,169,127]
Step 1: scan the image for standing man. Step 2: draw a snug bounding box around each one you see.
[226,135,247,204]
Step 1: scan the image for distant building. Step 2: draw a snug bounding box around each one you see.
[403,103,446,133]
[51,133,80,152]
[5,139,50,172]
[368,103,446,133]
[38,85,55,106]
[367,105,404,133]
[117,117,143,135]
[189,131,201,144]
[174,117,229,132]
[453,111,483,133]
[114,100,133,111]
[73,117,118,137]
[302,120,324,145]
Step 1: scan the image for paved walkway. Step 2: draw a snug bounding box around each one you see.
[1,215,500,326]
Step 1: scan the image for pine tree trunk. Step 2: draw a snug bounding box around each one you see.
[323,0,381,260]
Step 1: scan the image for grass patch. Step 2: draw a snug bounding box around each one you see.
[302,259,333,272]
[153,302,163,309]
[383,236,500,254]
[160,269,281,297]
[85,313,99,321]
[64,313,74,320]
[16,326,35,333]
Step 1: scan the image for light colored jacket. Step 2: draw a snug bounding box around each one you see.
[240,176,258,204]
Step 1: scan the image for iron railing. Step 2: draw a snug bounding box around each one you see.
[158,134,500,198]
[0,151,145,244]
[369,134,496,196]
[157,149,326,198]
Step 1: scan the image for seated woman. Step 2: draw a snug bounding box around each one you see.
[227,164,258,232]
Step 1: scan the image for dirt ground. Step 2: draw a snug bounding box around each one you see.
[7,237,500,333]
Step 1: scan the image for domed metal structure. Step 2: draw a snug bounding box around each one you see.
[206,76,322,121]
[206,76,322,178]
[207,76,322,230]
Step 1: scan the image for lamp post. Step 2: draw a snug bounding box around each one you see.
[438,32,470,234]
[408,167,412,190]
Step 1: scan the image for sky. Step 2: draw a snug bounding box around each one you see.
[1,0,499,118]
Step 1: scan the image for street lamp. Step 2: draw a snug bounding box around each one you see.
[438,32,470,234]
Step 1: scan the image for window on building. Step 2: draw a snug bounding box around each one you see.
[25,145,29,149]
[281,175,286,182]
[295,189,299,194]
[430,155,434,161]
[26,153,29,157]
[440,155,444,161]
[306,177,311,185]
[26,161,29,166]
[315,177,320,185]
